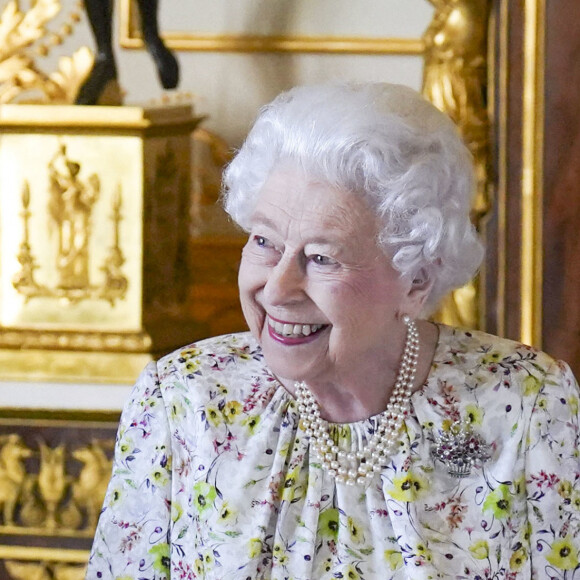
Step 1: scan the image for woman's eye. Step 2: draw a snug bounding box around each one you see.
[311,254,334,266]
[254,235,269,248]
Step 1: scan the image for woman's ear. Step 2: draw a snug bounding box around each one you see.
[405,268,434,315]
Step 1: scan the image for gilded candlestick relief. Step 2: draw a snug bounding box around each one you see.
[14,143,128,305]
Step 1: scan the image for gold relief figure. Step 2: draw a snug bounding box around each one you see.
[71,441,112,528]
[38,442,68,530]
[13,144,128,304]
[0,436,114,534]
[0,434,31,526]
[423,0,491,328]
[48,144,100,290]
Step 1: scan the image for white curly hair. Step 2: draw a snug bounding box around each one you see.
[222,82,484,314]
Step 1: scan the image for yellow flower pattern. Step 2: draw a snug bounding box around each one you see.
[389,471,429,502]
[546,536,579,570]
[469,539,489,560]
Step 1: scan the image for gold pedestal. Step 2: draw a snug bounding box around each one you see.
[0,104,202,383]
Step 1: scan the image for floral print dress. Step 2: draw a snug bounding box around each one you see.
[86,325,580,579]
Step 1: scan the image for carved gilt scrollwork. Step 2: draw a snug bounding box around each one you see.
[423,0,492,328]
[13,143,129,305]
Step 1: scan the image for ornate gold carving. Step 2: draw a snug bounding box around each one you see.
[38,443,68,531]
[0,0,93,104]
[49,144,100,291]
[0,329,150,351]
[0,410,119,578]
[13,182,41,299]
[101,187,129,305]
[0,435,31,526]
[0,104,199,382]
[0,436,113,536]
[6,560,86,580]
[422,0,491,328]
[13,144,128,305]
[70,443,111,529]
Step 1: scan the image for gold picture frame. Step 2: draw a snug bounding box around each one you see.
[118,0,426,54]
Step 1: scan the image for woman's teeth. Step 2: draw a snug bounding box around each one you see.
[269,318,323,337]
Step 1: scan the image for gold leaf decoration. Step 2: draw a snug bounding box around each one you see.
[0,0,60,60]
[0,0,93,104]
[48,46,93,103]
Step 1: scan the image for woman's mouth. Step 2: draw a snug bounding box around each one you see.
[267,315,326,342]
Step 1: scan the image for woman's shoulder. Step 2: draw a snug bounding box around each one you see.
[418,324,578,437]
[151,332,283,409]
[430,324,577,400]
[435,323,559,373]
[156,331,264,378]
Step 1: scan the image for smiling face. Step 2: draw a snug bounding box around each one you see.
[238,163,427,390]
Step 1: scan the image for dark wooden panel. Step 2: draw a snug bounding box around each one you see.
[486,0,525,340]
[542,0,580,377]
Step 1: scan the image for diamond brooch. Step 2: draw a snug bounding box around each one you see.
[431,420,491,478]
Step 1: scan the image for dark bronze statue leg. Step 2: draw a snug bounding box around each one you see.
[135,0,179,89]
[75,0,118,105]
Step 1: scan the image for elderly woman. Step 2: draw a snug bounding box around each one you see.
[86,83,580,579]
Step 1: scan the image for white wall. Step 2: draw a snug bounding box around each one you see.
[41,0,432,146]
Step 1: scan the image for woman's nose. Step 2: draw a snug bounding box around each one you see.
[263,254,305,306]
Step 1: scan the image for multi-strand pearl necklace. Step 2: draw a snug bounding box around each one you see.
[295,316,420,487]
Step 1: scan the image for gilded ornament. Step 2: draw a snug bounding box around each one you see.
[0,434,114,535]
[0,434,31,526]
[48,144,100,291]
[0,329,151,352]
[70,443,112,529]
[423,0,492,328]
[38,443,68,531]
[0,0,92,104]
[13,144,129,305]
[0,103,200,383]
